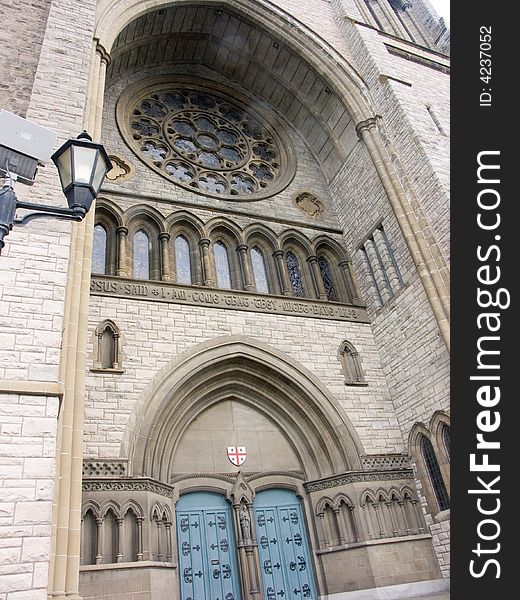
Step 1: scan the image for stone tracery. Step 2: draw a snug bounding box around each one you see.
[121,84,295,200]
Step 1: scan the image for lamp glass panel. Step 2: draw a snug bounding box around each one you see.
[92,153,110,193]
[73,146,97,184]
[54,149,72,189]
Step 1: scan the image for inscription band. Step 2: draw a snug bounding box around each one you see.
[90,276,369,323]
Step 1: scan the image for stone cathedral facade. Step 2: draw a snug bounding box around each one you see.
[0,1,450,599]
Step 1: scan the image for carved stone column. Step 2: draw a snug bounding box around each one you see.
[112,332,121,370]
[386,500,400,537]
[317,513,327,549]
[116,226,128,277]
[372,503,385,538]
[199,238,215,286]
[159,232,172,281]
[157,521,164,561]
[95,518,103,565]
[338,260,361,303]
[136,517,144,561]
[333,509,346,546]
[373,227,402,294]
[307,255,327,300]
[364,238,391,304]
[116,517,124,562]
[165,522,172,562]
[237,244,254,291]
[398,500,412,535]
[273,250,291,295]
[349,507,362,542]
[234,501,262,599]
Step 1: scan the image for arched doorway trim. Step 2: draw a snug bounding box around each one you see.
[123,335,365,480]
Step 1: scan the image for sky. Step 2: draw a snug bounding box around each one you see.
[428,0,450,24]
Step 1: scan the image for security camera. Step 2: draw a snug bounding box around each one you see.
[0,110,57,185]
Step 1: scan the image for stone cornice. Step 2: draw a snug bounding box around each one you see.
[0,379,63,397]
[82,477,174,498]
[304,469,414,492]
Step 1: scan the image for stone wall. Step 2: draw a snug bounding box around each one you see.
[0,393,58,600]
[0,0,98,597]
[0,0,52,117]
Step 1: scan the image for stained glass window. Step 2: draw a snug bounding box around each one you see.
[442,425,450,460]
[123,86,295,200]
[420,436,450,511]
[251,247,269,293]
[92,225,107,274]
[175,235,192,285]
[285,251,305,297]
[215,241,232,289]
[133,230,150,280]
[318,256,338,301]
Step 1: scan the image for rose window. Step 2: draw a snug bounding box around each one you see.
[120,84,295,200]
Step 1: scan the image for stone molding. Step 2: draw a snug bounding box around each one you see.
[360,454,410,470]
[82,477,174,498]
[90,276,369,323]
[83,460,128,477]
[0,379,64,397]
[304,469,414,492]
[105,153,135,184]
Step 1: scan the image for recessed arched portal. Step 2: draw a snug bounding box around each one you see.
[124,336,364,482]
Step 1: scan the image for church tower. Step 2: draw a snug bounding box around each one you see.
[0,1,450,599]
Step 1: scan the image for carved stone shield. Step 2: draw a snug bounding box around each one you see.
[227,446,246,467]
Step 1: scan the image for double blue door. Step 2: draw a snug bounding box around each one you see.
[176,492,241,600]
[254,489,317,600]
[176,489,317,600]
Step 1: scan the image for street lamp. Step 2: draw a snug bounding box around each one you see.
[0,122,111,254]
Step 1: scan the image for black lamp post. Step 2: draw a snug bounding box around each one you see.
[0,131,111,254]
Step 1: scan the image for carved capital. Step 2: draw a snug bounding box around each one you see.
[355,116,380,139]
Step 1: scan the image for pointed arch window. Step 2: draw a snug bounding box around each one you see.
[420,436,450,511]
[318,256,338,301]
[215,241,232,289]
[251,246,270,293]
[285,251,305,297]
[92,225,108,275]
[175,235,192,285]
[134,230,151,279]
[442,425,450,460]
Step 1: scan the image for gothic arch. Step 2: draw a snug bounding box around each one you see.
[243,223,279,251]
[166,210,206,238]
[94,0,373,124]
[124,204,165,231]
[315,496,335,516]
[205,217,244,243]
[123,336,364,482]
[95,198,124,229]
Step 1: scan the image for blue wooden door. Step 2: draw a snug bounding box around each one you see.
[254,489,317,600]
[176,492,241,600]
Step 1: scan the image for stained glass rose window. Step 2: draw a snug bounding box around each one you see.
[119,83,295,200]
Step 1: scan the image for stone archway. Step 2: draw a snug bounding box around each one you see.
[124,335,365,482]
